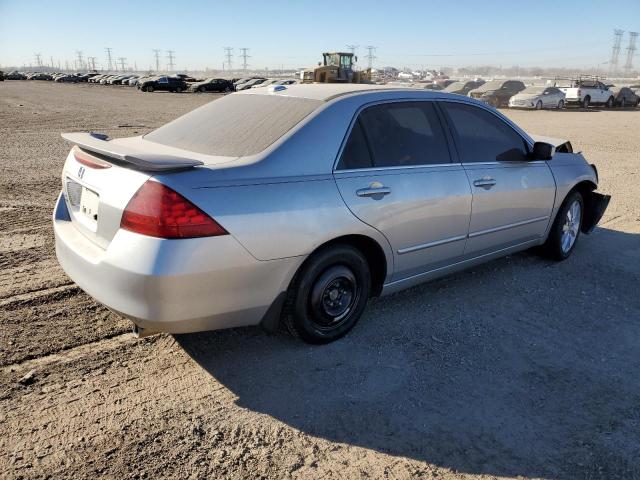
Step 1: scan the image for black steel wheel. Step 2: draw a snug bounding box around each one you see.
[284,245,371,344]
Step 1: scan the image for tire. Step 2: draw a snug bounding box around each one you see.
[535,100,542,110]
[557,100,564,109]
[542,191,584,261]
[199,86,206,93]
[147,85,154,92]
[175,87,182,93]
[284,245,371,344]
[224,86,231,93]
[619,98,626,108]
[581,96,590,109]
[605,96,614,108]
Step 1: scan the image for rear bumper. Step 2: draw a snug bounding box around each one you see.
[53,192,300,334]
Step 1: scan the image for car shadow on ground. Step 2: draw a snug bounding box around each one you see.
[554,107,640,113]
[176,226,640,479]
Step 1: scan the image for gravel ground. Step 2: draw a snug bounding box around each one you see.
[1,81,639,480]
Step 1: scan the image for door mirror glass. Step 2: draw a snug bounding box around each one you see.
[531,142,555,160]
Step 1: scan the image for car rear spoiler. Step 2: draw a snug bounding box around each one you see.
[61,132,204,172]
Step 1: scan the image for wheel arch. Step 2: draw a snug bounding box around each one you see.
[566,180,607,234]
[291,234,389,298]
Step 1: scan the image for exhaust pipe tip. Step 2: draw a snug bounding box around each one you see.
[132,323,156,338]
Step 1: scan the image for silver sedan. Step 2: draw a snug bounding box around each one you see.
[509,85,566,109]
[53,85,610,343]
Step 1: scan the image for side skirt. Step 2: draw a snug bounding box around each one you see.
[381,239,541,296]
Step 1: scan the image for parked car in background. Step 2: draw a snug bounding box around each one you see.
[468,79,525,107]
[443,80,485,95]
[557,77,614,108]
[608,86,639,107]
[175,73,197,82]
[251,79,281,89]
[5,71,26,80]
[235,78,268,91]
[0,71,4,81]
[54,74,80,83]
[122,76,139,86]
[27,72,53,81]
[78,72,99,82]
[111,75,135,85]
[54,85,610,344]
[188,78,235,93]
[434,79,456,88]
[138,76,187,92]
[233,77,252,87]
[508,86,565,109]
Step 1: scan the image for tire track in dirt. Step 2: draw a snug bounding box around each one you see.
[0,287,130,367]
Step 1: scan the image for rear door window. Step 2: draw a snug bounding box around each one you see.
[441,102,529,163]
[358,102,451,167]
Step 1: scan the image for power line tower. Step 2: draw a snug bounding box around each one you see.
[239,48,250,71]
[364,46,376,69]
[105,47,113,71]
[609,29,624,73]
[152,49,161,71]
[346,44,359,55]
[87,56,96,71]
[34,53,42,70]
[76,51,84,70]
[117,57,127,71]
[166,50,175,71]
[223,47,233,71]
[624,32,638,73]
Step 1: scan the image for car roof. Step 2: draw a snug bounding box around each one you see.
[237,83,423,101]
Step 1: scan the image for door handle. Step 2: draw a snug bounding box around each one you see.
[473,177,496,189]
[356,183,391,198]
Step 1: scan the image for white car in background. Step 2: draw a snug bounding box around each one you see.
[558,78,615,108]
[509,86,566,109]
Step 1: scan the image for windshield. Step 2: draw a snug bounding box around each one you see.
[443,82,464,92]
[521,86,546,94]
[144,94,323,157]
[324,54,340,66]
[475,80,503,92]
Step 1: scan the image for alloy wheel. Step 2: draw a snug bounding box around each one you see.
[561,200,581,254]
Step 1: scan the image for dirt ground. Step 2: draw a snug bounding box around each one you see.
[1,81,639,480]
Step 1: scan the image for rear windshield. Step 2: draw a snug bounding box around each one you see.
[443,82,464,92]
[475,80,503,92]
[144,94,323,157]
[522,86,546,94]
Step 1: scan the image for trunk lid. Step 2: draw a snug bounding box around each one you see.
[61,146,151,249]
[60,132,239,249]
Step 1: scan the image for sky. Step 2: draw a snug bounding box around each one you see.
[1,0,639,71]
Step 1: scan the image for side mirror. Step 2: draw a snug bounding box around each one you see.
[531,141,555,160]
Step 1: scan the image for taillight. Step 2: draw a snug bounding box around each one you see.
[120,181,228,239]
[73,146,112,169]
[577,89,581,97]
